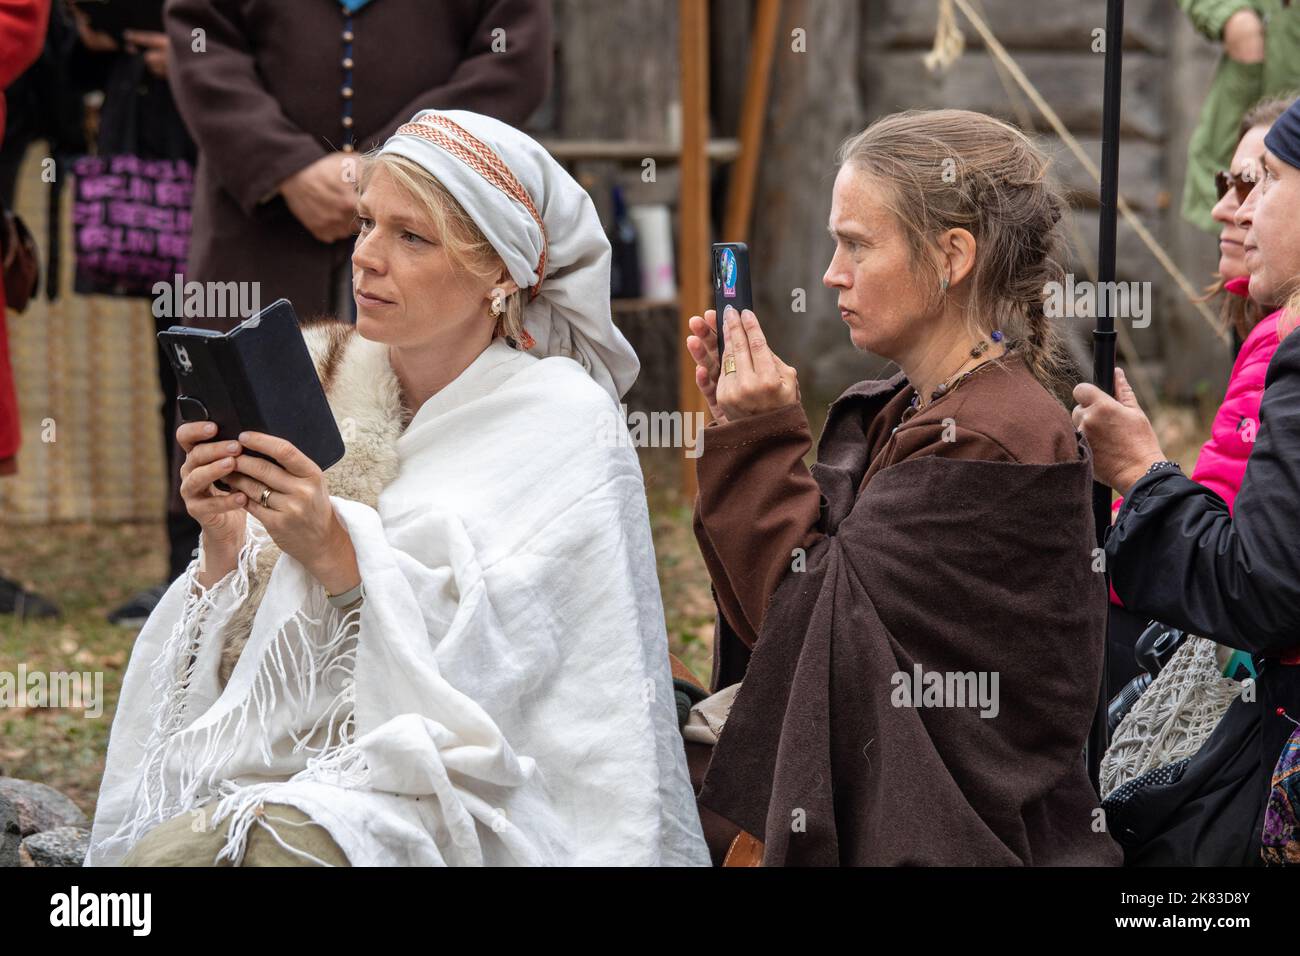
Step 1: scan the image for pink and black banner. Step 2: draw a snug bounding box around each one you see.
[71,155,193,298]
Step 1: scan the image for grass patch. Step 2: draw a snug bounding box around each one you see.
[0,520,169,819]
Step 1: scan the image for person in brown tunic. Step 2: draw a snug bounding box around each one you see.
[163,0,553,326]
[685,109,1122,866]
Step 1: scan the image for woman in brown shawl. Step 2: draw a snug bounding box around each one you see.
[686,109,1122,866]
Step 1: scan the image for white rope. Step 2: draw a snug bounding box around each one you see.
[923,0,965,73]
[257,813,342,867]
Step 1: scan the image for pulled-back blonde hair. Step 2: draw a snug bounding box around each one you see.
[835,108,1080,405]
[357,152,527,344]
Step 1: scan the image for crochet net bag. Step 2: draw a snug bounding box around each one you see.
[1100,635,1243,798]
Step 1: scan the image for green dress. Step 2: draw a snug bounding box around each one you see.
[1180,0,1300,232]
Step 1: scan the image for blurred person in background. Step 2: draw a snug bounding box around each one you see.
[162,0,553,323]
[1179,1,1300,233]
[67,1,200,627]
[0,0,54,619]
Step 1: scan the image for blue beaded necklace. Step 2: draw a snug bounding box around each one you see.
[908,329,1007,411]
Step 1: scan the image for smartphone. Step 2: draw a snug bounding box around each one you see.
[712,242,753,357]
[158,299,345,491]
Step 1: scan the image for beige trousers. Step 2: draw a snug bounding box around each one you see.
[121,801,350,867]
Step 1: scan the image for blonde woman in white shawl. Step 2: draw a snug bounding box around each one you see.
[86,110,710,867]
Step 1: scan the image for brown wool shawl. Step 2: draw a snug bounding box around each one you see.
[697,380,1123,866]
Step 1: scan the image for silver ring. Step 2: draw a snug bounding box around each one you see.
[260,487,273,510]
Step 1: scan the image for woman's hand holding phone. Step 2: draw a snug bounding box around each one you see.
[690,305,801,424]
[178,421,247,588]
[687,309,728,426]
[221,431,360,597]
[177,421,359,596]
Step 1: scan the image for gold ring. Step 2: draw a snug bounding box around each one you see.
[260,487,273,510]
[723,354,737,375]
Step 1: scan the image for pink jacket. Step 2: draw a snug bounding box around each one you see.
[1110,277,1283,605]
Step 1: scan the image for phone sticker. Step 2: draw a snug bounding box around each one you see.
[721,247,738,299]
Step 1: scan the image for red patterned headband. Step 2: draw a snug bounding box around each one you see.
[395,115,548,303]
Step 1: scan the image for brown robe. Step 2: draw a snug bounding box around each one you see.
[163,0,553,329]
[691,352,1122,865]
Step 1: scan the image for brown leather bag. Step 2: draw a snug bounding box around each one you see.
[1,205,40,313]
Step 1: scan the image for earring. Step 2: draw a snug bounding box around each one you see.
[939,275,950,292]
[489,298,504,317]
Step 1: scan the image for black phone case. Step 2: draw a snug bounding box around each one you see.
[157,299,345,487]
[712,242,753,357]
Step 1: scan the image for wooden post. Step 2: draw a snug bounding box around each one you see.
[678,0,710,500]
[722,0,780,242]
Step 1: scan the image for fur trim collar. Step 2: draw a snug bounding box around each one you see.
[217,320,407,684]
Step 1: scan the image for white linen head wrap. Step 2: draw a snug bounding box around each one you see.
[376,109,639,403]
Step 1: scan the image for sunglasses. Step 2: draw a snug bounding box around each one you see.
[1215,168,1258,203]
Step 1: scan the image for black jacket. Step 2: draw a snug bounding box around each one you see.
[1105,326,1300,864]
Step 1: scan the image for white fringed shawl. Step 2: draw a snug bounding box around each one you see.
[85,328,709,867]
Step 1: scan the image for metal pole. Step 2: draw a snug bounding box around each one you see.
[1087,0,1125,795]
